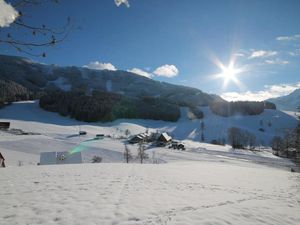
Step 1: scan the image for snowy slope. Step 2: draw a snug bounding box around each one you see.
[1,162,300,225]
[1,101,300,225]
[268,88,300,111]
[0,101,298,168]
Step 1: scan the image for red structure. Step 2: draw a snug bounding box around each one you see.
[0,152,5,168]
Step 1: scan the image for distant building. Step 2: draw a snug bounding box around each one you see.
[40,151,82,165]
[157,132,172,143]
[0,122,10,130]
[129,133,150,144]
[79,131,87,135]
[0,152,5,168]
[156,132,172,146]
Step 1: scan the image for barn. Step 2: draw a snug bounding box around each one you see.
[40,151,82,165]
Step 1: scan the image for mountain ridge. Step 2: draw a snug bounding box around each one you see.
[0,54,278,122]
[268,88,300,111]
[0,54,221,107]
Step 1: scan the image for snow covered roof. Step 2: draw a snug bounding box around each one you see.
[159,132,172,142]
[138,133,150,138]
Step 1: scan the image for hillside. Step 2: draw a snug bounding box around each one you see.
[0,54,279,123]
[268,88,300,111]
[0,101,298,167]
[0,54,218,107]
[0,102,300,225]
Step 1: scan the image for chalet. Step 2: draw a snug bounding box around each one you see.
[0,152,5,168]
[158,132,172,143]
[0,122,10,130]
[156,132,172,146]
[40,151,82,165]
[129,133,150,144]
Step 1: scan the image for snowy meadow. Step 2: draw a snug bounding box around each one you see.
[0,101,300,225]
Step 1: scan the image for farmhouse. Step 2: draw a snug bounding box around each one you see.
[157,132,172,146]
[40,151,82,165]
[158,132,172,142]
[0,152,5,168]
[129,133,150,144]
[0,122,10,130]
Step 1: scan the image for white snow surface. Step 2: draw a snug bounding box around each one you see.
[0,101,300,225]
[48,77,71,91]
[1,163,300,225]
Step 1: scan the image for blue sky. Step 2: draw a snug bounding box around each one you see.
[1,0,300,100]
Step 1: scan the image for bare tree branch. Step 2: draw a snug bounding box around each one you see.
[13,0,59,8]
[0,0,74,57]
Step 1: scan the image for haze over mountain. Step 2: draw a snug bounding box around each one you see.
[268,88,300,111]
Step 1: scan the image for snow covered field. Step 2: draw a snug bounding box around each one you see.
[0,101,300,225]
[1,162,300,225]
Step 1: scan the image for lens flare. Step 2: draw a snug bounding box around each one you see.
[69,138,98,154]
[208,53,248,91]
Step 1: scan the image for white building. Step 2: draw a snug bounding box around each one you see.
[40,151,82,165]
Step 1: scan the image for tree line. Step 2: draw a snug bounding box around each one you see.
[39,90,181,122]
[0,79,43,108]
[271,112,300,162]
[210,100,276,117]
[228,127,256,149]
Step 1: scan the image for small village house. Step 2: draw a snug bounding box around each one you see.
[129,133,150,144]
[157,132,172,146]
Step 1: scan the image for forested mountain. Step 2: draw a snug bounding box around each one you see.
[0,54,217,105]
[0,54,277,122]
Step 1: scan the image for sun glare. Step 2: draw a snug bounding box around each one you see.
[220,64,240,82]
[209,54,246,90]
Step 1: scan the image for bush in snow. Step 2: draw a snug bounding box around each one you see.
[92,156,102,163]
[210,101,275,117]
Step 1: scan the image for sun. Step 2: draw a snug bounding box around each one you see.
[220,64,240,82]
[209,55,246,90]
